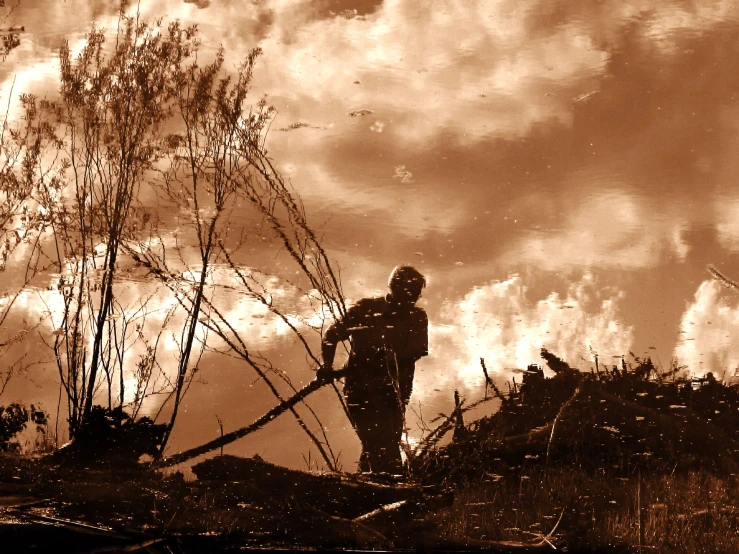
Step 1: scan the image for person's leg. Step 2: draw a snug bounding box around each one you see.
[357,451,371,472]
[347,395,404,474]
[370,434,402,473]
[347,400,374,472]
[364,396,404,474]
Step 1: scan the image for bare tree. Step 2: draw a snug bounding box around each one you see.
[0,10,34,375]
[4,5,349,465]
[132,43,347,466]
[152,46,271,451]
[0,91,62,399]
[37,12,199,435]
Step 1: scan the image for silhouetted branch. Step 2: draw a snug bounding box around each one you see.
[158,369,347,467]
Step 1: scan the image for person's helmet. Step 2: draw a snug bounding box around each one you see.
[388,266,426,304]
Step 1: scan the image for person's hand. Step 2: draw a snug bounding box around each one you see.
[315,364,333,382]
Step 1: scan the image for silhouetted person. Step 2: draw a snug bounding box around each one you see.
[320,266,428,474]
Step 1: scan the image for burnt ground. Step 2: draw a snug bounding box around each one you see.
[2,351,739,552]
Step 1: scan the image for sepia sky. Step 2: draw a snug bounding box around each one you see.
[2,0,739,469]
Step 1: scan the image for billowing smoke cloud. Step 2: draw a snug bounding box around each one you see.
[503,190,690,270]
[674,280,739,377]
[4,0,738,141]
[416,273,634,398]
[280,161,465,237]
[251,0,608,144]
[715,196,739,252]
[5,262,327,413]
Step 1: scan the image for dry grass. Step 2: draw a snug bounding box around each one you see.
[436,468,739,552]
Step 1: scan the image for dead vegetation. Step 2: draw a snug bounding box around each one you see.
[4,349,739,552]
[403,349,739,552]
[413,350,739,484]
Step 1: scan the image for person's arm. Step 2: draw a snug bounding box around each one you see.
[320,304,360,372]
[399,309,428,404]
[321,322,345,370]
[399,364,414,406]
[411,309,428,361]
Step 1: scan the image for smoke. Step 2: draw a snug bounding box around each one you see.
[715,197,739,252]
[416,273,634,398]
[674,279,739,377]
[503,190,690,271]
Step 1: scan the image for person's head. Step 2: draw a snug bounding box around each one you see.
[388,265,426,306]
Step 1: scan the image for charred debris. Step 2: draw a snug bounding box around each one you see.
[415,349,739,484]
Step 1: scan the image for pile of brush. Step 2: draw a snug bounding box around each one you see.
[411,349,739,484]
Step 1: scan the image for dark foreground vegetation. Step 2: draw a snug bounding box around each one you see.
[412,351,739,553]
[3,350,739,552]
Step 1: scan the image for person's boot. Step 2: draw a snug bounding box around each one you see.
[357,451,371,473]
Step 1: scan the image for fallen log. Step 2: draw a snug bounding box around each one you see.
[413,534,559,552]
[192,454,451,520]
[158,370,347,467]
[354,500,408,523]
[4,510,130,539]
[283,500,390,549]
[351,494,457,542]
[0,495,48,509]
[0,523,149,554]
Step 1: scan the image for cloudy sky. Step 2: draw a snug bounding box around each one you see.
[2,0,739,469]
